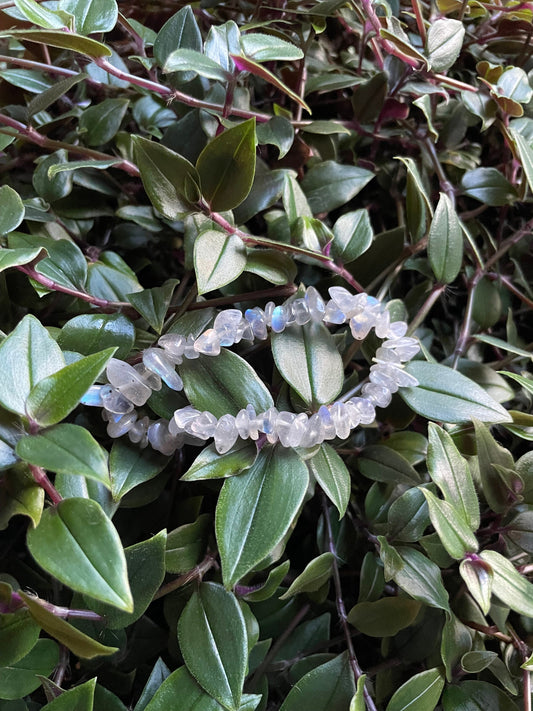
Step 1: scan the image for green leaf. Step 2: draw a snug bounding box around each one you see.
[350,676,366,711]
[0,248,42,273]
[180,348,273,418]
[178,582,248,711]
[280,553,334,599]
[153,6,202,77]
[301,161,374,214]
[182,441,257,481]
[59,0,118,34]
[426,18,465,72]
[0,466,44,530]
[87,251,143,302]
[419,489,478,560]
[510,127,533,197]
[14,0,65,29]
[0,639,58,701]
[193,230,247,294]
[459,557,493,615]
[427,424,479,531]
[18,592,118,659]
[127,280,178,334]
[0,314,64,417]
[244,249,296,285]
[480,549,533,616]
[473,419,516,514]
[28,73,86,120]
[166,514,210,573]
[400,362,512,424]
[347,598,422,637]
[47,157,120,176]
[134,658,170,711]
[83,531,166,629]
[163,49,230,81]
[216,446,308,588]
[0,68,54,93]
[41,678,96,710]
[256,117,294,159]
[279,653,355,711]
[0,610,40,666]
[109,439,169,501]
[359,445,421,485]
[205,21,241,72]
[331,209,373,263]
[240,32,303,61]
[0,187,25,235]
[26,348,116,427]
[428,193,463,284]
[308,444,351,516]
[386,667,445,711]
[16,424,109,488]
[391,546,450,612]
[79,98,129,146]
[396,156,433,242]
[388,487,430,543]
[58,313,134,361]
[501,370,533,394]
[0,29,112,57]
[196,119,256,212]
[461,167,517,206]
[242,560,290,602]
[12,234,86,291]
[271,321,344,407]
[27,497,133,611]
[132,136,200,219]
[442,680,519,711]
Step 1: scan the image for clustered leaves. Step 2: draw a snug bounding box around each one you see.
[0,0,533,709]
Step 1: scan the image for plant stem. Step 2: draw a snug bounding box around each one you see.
[321,493,377,711]
[152,553,217,600]
[452,272,480,368]
[411,0,427,44]
[187,284,297,310]
[407,283,446,334]
[28,465,62,505]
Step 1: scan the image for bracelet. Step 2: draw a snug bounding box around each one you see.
[80,286,420,455]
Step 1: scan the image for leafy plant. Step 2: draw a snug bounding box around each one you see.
[0,0,533,709]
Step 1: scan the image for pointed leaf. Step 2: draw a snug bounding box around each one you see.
[196,119,256,212]
[480,550,533,616]
[79,98,129,146]
[0,466,44,530]
[27,497,133,611]
[426,18,465,72]
[28,73,86,120]
[419,489,478,560]
[386,668,445,711]
[0,610,40,666]
[510,128,533,196]
[58,313,134,361]
[473,419,516,514]
[347,598,422,637]
[0,187,25,235]
[308,444,351,516]
[459,558,493,615]
[216,446,308,588]
[182,441,257,481]
[109,439,168,501]
[26,348,115,427]
[280,553,334,599]
[165,514,210,573]
[153,6,202,75]
[178,582,247,711]
[59,0,118,34]
[41,678,96,710]
[0,247,42,272]
[14,0,65,29]
[231,55,310,113]
[279,653,355,711]
[163,49,230,81]
[301,161,374,214]
[0,639,58,700]
[127,280,178,334]
[331,209,373,263]
[240,33,303,62]
[391,546,450,612]
[0,29,112,57]
[428,193,463,284]
[193,230,247,294]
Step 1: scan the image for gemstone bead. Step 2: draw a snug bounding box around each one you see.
[106,359,152,406]
[184,334,200,359]
[349,397,376,424]
[158,333,186,363]
[300,413,325,447]
[190,411,218,439]
[323,301,346,324]
[318,405,336,439]
[292,298,311,325]
[129,416,149,444]
[271,305,288,333]
[147,420,177,456]
[214,414,238,454]
[213,309,244,347]
[287,413,308,446]
[374,310,391,338]
[330,401,351,439]
[386,321,408,339]
[369,365,400,393]
[194,329,221,356]
[245,308,268,340]
[80,385,104,407]
[362,382,392,408]
[134,363,162,391]
[107,411,137,438]
[305,286,325,322]
[276,412,296,446]
[143,348,184,391]
[349,313,374,340]
[101,385,135,414]
[382,337,420,361]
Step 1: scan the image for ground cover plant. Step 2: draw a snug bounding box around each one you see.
[0,0,533,708]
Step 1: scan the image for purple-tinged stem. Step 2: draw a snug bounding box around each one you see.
[28,465,62,505]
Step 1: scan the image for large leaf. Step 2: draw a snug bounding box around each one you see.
[59,0,118,34]
[331,209,373,263]
[153,6,202,77]
[178,582,248,711]
[0,639,58,700]
[0,187,25,235]
[14,0,65,29]
[79,98,129,146]
[180,348,273,418]
[16,424,109,488]
[308,444,351,516]
[420,489,478,560]
[0,610,40,666]
[300,161,374,214]
[0,247,42,273]
[388,545,451,612]
[194,230,247,294]
[0,315,64,417]
[216,446,308,588]
[347,598,422,637]
[40,678,96,710]
[427,193,463,284]
[426,18,465,72]
[0,29,112,57]
[400,362,512,424]
[196,119,256,212]
[279,653,355,711]
[386,668,445,711]
[27,498,133,611]
[126,280,179,334]
[163,49,230,81]
[271,321,344,407]
[26,348,115,427]
[480,550,533,616]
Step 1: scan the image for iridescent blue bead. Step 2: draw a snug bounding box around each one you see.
[271,305,287,333]
[80,385,104,407]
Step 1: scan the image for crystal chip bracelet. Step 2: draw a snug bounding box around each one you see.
[80,286,420,455]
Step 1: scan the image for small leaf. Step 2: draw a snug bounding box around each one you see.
[280,553,334,599]
[390,545,450,612]
[426,18,465,72]
[359,445,421,485]
[240,33,303,61]
[386,668,445,711]
[419,489,478,560]
[59,0,118,34]
[178,582,248,711]
[0,187,25,235]
[182,441,257,481]
[331,209,373,263]
[14,0,65,29]
[16,424,109,488]
[194,230,247,294]
[58,313,135,361]
[165,514,210,573]
[26,348,116,427]
[0,639,58,700]
[480,550,533,616]
[509,127,533,197]
[428,193,463,284]
[216,446,308,588]
[153,6,202,78]
[231,55,310,113]
[461,167,517,206]
[0,465,44,530]
[163,49,230,81]
[27,498,133,611]
[255,117,294,159]
[127,280,178,334]
[442,680,519,710]
[400,362,512,424]
[0,248,42,273]
[47,157,120,176]
[79,98,129,146]
[0,29,112,57]
[347,598,422,637]
[19,592,118,659]
[109,439,169,501]
[301,161,374,214]
[196,119,256,212]
[279,653,355,711]
[28,73,86,120]
[308,444,351,517]
[242,560,290,602]
[272,321,344,407]
[474,419,516,514]
[244,250,297,285]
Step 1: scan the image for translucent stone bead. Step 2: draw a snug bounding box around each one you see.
[147,421,177,456]
[374,347,402,365]
[330,401,351,439]
[236,404,258,440]
[369,365,400,393]
[386,321,408,339]
[374,310,391,339]
[214,414,238,454]
[305,286,326,322]
[134,363,162,391]
[158,333,186,363]
[328,287,366,318]
[172,406,201,434]
[107,411,137,438]
[143,348,184,391]
[344,400,361,429]
[106,359,151,406]
[234,318,254,343]
[349,312,375,340]
[288,413,309,447]
[101,385,135,414]
[129,416,149,444]
[388,366,419,388]
[214,309,244,347]
[292,298,311,325]
[276,412,296,446]
[190,411,218,439]
[382,337,419,361]
[271,305,288,333]
[184,334,200,359]
[285,302,296,326]
[299,413,325,448]
[323,301,346,324]
[349,397,376,424]
[244,308,268,340]
[362,382,392,408]
[80,385,104,407]
[318,405,336,439]
[194,329,221,356]
[264,301,275,326]
[261,407,279,437]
